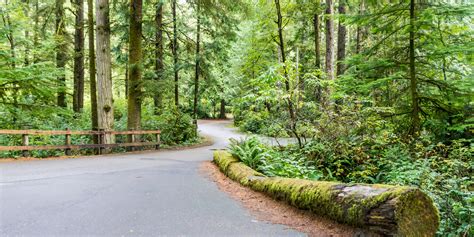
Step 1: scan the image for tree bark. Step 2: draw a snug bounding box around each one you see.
[313,13,321,69]
[193,0,201,120]
[325,0,334,81]
[95,0,114,145]
[2,0,15,68]
[336,0,346,76]
[73,0,85,112]
[22,0,30,65]
[355,0,364,54]
[274,0,301,148]
[33,0,39,63]
[172,0,179,107]
[154,1,164,114]
[219,99,226,119]
[55,0,67,107]
[127,0,142,135]
[214,151,440,237]
[88,0,98,143]
[409,0,420,135]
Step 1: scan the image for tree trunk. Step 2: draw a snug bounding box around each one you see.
[2,0,15,68]
[219,99,226,119]
[56,0,67,107]
[95,0,114,145]
[127,0,142,137]
[172,0,179,107]
[214,151,440,237]
[355,0,364,54]
[73,0,85,113]
[193,0,201,120]
[154,1,164,114]
[22,0,30,65]
[33,0,39,63]
[336,0,346,76]
[313,13,321,69]
[88,0,98,144]
[325,0,334,81]
[274,0,301,148]
[409,0,420,135]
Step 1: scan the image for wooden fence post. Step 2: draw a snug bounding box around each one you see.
[127,130,135,152]
[98,129,105,155]
[65,128,71,156]
[22,133,29,157]
[155,132,160,150]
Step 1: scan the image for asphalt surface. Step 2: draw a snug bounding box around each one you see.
[0,120,303,236]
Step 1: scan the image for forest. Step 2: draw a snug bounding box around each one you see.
[0,0,473,235]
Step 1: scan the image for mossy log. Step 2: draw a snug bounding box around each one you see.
[213,151,439,236]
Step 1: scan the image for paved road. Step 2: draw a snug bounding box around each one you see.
[0,120,303,236]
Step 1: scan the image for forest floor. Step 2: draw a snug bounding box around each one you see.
[0,120,362,236]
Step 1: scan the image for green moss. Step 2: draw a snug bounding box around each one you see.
[213,151,264,186]
[395,189,440,237]
[213,151,440,236]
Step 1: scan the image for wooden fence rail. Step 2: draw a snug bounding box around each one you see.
[0,129,161,157]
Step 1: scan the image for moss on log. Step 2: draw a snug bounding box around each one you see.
[213,151,439,236]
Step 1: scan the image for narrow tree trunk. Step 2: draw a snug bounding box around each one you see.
[56,0,67,107]
[127,0,143,136]
[88,0,98,138]
[336,0,346,76]
[274,0,301,148]
[355,0,364,54]
[313,13,321,69]
[325,0,334,81]
[219,99,226,119]
[22,0,30,65]
[2,0,15,68]
[409,0,420,135]
[33,0,39,63]
[193,0,201,120]
[154,1,163,114]
[95,0,114,145]
[73,0,85,112]
[172,0,179,107]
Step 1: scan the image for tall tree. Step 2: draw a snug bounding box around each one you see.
[88,0,98,135]
[336,0,346,76]
[154,0,164,114]
[355,0,364,54]
[193,0,200,120]
[95,0,114,145]
[325,0,334,81]
[73,0,85,112]
[127,0,143,133]
[313,11,320,69]
[55,0,67,107]
[33,0,39,63]
[409,0,419,135]
[172,0,179,106]
[274,0,300,147]
[2,0,15,68]
[22,0,30,65]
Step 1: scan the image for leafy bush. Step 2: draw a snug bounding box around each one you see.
[228,137,267,169]
[228,137,323,180]
[228,134,473,236]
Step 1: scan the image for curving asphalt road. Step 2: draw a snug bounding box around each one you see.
[0,120,303,236]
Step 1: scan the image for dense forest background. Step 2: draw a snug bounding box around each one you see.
[1,0,472,235]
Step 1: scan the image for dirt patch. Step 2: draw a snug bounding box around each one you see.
[200,161,379,237]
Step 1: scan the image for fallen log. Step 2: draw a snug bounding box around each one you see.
[213,150,439,236]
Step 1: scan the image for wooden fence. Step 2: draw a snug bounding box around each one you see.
[0,129,161,157]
